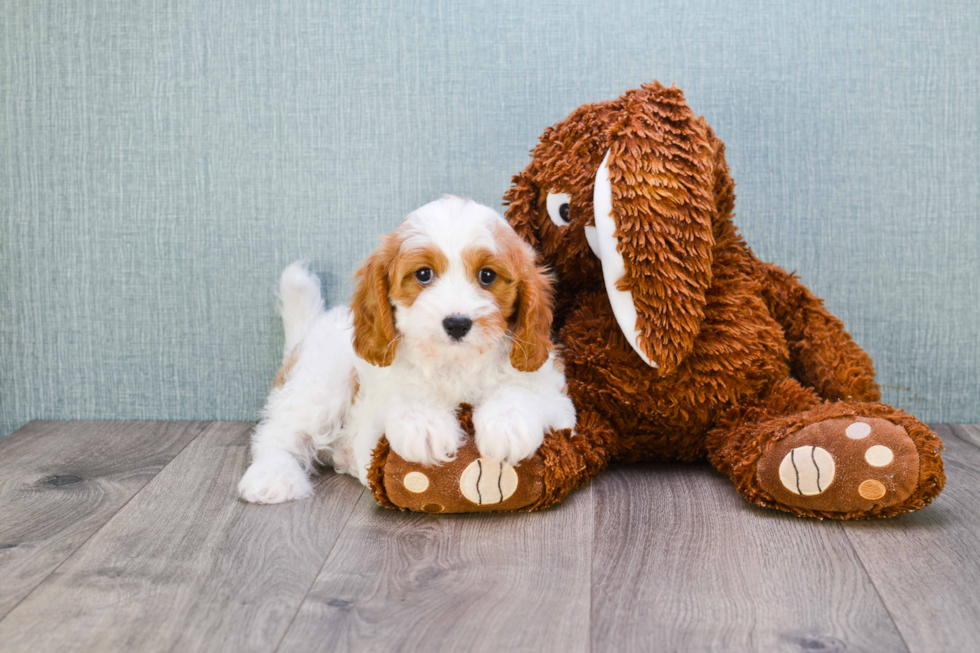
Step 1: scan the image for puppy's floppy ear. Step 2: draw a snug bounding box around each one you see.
[593,82,716,375]
[509,243,555,372]
[351,234,400,366]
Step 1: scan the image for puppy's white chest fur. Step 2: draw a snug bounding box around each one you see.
[357,342,512,407]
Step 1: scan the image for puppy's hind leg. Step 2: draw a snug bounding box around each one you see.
[239,262,335,504]
[238,386,318,504]
[240,367,355,504]
[240,339,358,503]
[239,355,356,504]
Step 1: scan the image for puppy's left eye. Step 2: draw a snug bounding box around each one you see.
[478,268,497,286]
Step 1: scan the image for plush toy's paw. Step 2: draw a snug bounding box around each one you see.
[384,405,464,465]
[238,450,314,504]
[370,404,548,513]
[473,403,545,465]
[757,417,920,513]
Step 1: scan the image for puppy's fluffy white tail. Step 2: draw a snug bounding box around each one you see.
[279,261,325,354]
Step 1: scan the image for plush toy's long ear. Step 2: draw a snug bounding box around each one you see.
[591,83,715,375]
[351,236,399,366]
[503,171,542,249]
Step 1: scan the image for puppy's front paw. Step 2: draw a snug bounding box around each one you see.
[238,450,313,504]
[385,407,463,465]
[474,403,545,465]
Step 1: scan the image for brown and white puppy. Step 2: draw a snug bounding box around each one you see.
[239,196,574,503]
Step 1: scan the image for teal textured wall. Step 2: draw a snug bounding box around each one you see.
[2,0,978,437]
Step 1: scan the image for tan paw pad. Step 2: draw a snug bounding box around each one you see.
[403,471,430,493]
[845,421,872,439]
[778,446,835,495]
[858,479,887,500]
[864,445,894,467]
[459,458,518,505]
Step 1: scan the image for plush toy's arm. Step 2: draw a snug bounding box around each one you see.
[757,262,880,403]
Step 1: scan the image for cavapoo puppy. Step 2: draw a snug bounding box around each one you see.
[238,196,575,503]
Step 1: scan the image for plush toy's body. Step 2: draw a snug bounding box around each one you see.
[502,82,943,518]
[369,82,944,519]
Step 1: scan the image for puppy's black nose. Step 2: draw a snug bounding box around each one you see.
[442,315,473,341]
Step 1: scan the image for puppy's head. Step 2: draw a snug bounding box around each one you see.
[351,196,553,371]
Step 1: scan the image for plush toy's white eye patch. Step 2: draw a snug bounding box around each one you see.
[546,192,571,227]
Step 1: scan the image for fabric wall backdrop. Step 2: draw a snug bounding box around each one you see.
[2,0,978,438]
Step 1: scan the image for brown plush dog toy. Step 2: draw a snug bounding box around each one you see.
[369,81,945,519]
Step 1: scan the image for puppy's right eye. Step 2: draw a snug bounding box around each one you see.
[414,268,434,284]
[546,192,571,227]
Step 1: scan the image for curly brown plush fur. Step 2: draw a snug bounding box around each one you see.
[502,81,944,519]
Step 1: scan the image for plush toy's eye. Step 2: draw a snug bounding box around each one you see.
[415,268,434,284]
[478,268,497,286]
[546,192,572,227]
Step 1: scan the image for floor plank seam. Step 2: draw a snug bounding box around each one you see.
[838,522,914,653]
[0,421,213,625]
[272,485,366,653]
[587,482,595,653]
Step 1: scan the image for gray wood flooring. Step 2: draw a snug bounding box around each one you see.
[0,421,977,653]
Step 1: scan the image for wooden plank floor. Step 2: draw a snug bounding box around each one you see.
[1,422,978,652]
